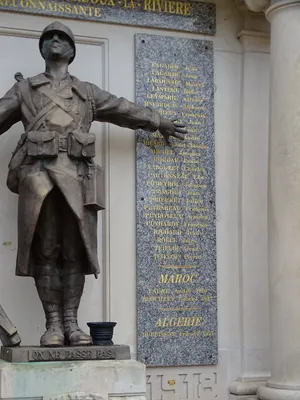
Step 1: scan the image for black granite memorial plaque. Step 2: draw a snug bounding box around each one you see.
[135,34,216,367]
[0,0,215,35]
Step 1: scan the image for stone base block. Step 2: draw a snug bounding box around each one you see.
[230,395,258,400]
[1,345,130,362]
[258,386,300,400]
[229,379,268,400]
[0,359,146,400]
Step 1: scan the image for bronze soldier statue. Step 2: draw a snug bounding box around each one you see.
[0,21,187,347]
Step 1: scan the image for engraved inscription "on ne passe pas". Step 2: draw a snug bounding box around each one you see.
[29,348,115,361]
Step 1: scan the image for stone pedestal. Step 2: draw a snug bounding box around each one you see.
[0,359,146,400]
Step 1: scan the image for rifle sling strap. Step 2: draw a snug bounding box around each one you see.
[37,85,79,122]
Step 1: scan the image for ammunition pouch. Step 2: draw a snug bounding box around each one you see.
[68,132,96,159]
[84,163,105,211]
[27,131,59,158]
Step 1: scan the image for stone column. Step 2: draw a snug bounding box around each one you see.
[229,6,271,398]
[244,0,300,399]
[229,30,270,400]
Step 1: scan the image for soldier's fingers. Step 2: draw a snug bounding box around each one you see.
[163,134,172,146]
[174,123,186,128]
[174,128,188,134]
[171,133,185,140]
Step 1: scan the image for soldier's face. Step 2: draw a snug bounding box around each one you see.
[42,32,74,62]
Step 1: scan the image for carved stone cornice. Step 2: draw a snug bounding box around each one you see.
[266,1,300,20]
[234,0,249,12]
[234,0,270,33]
[243,0,270,12]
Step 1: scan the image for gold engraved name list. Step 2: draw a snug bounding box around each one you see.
[136,35,217,367]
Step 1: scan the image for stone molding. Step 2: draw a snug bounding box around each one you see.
[243,0,300,15]
[238,30,270,53]
[230,396,258,400]
[235,0,250,12]
[258,387,300,400]
[244,0,270,12]
[266,0,300,19]
[229,381,267,396]
[234,2,270,33]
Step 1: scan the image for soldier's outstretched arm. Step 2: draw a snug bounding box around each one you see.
[0,304,21,347]
[91,85,187,145]
[0,83,21,136]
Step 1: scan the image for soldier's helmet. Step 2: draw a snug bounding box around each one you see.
[39,21,76,64]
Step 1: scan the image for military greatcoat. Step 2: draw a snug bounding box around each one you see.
[0,72,160,277]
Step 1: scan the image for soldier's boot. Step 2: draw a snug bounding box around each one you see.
[40,304,65,347]
[35,266,65,347]
[63,269,92,346]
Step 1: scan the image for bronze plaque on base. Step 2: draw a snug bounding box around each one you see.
[1,344,130,362]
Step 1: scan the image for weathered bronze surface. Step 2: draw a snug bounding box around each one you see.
[0,21,187,347]
[0,304,21,347]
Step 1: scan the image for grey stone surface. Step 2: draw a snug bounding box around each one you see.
[0,344,130,362]
[135,34,217,367]
[0,0,216,35]
[50,394,106,400]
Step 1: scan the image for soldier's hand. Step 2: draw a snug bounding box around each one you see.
[159,117,188,146]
